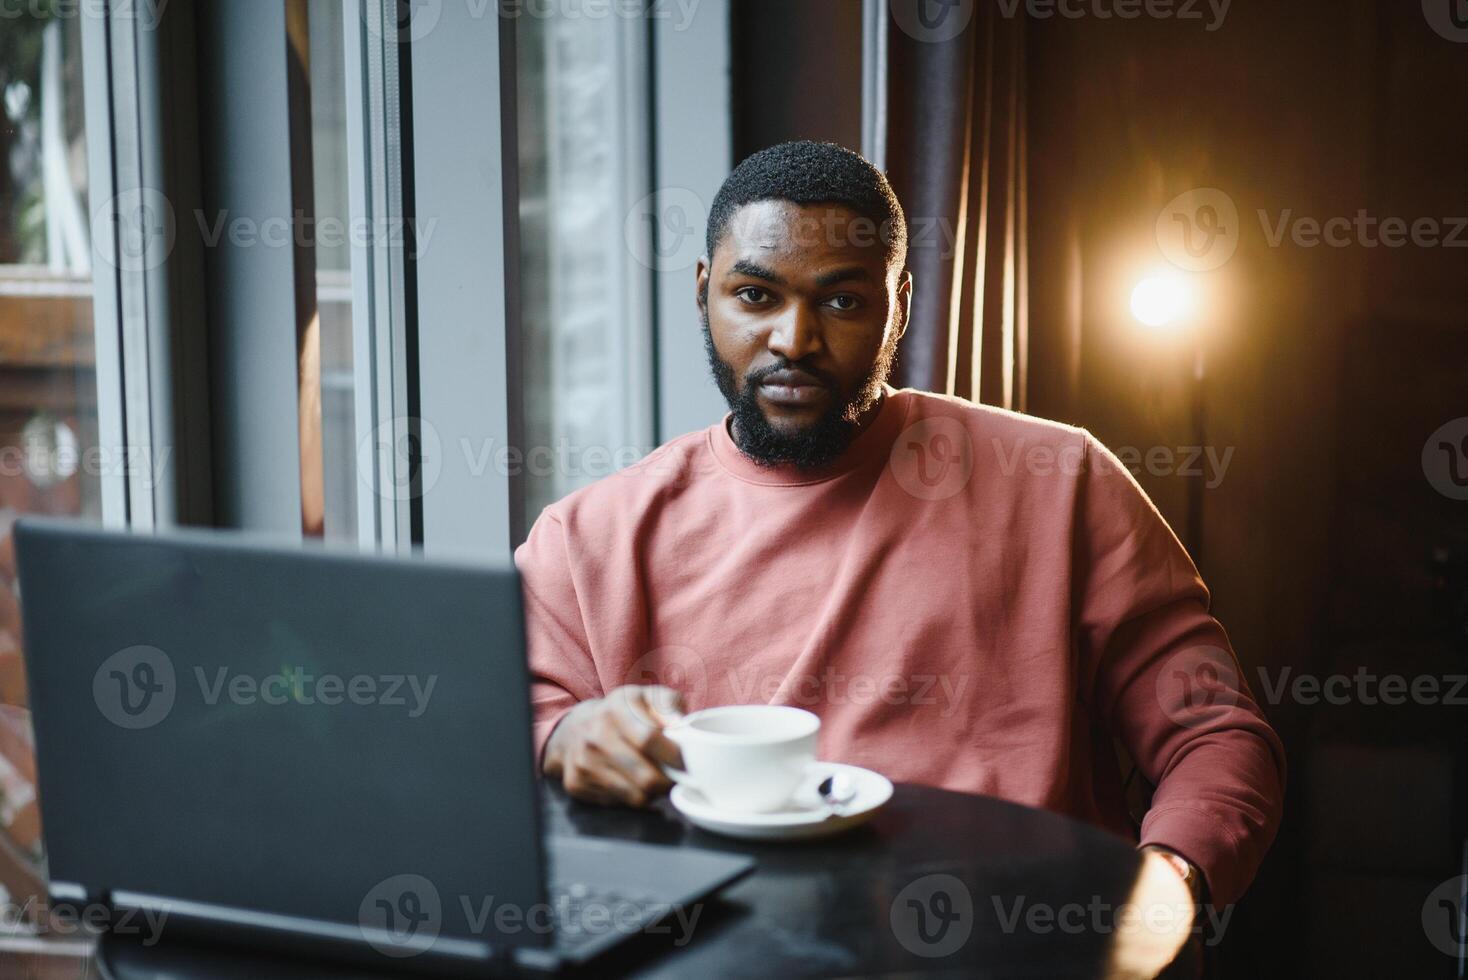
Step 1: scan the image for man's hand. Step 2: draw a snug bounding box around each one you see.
[543,686,685,807]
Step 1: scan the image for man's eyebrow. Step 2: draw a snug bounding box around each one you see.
[728,259,785,284]
[814,266,877,288]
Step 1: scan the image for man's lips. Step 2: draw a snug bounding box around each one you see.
[756,369,830,406]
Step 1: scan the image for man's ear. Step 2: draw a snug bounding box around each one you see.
[893,270,914,342]
[695,257,711,316]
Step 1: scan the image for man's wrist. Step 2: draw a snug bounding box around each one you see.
[542,703,588,776]
[1140,845,1207,904]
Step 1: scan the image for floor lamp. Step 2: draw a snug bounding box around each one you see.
[1131,273,1207,570]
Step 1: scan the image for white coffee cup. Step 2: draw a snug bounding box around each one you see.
[661,705,820,814]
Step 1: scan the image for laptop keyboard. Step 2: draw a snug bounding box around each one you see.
[548,881,669,952]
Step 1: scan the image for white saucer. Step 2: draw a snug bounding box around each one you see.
[669,762,893,842]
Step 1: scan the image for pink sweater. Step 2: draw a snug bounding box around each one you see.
[515,386,1284,906]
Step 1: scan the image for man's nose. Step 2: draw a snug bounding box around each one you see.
[766,304,822,362]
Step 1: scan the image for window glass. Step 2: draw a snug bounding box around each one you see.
[0,9,96,903]
[308,0,357,542]
[516,9,655,528]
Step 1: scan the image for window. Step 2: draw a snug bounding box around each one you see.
[308,0,358,543]
[515,7,656,527]
[0,8,95,901]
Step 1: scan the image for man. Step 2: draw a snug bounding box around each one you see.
[515,140,1284,909]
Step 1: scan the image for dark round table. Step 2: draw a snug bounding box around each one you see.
[98,782,1200,979]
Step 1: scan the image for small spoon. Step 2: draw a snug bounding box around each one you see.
[817,772,858,818]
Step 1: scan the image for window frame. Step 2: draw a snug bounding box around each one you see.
[398,0,525,560]
[80,0,213,531]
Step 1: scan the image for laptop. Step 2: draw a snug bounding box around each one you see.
[14,519,753,974]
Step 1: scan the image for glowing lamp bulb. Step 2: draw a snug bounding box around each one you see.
[1130,274,1194,330]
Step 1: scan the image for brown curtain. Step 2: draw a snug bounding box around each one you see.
[884,1,1028,413]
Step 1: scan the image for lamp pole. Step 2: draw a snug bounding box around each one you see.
[1129,273,1207,571]
[1186,339,1206,572]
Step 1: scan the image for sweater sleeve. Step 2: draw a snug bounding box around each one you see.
[513,510,606,765]
[1073,432,1285,908]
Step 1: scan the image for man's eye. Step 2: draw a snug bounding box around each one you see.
[736,287,770,304]
[826,294,862,311]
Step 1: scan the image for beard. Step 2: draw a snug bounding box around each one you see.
[701,304,899,471]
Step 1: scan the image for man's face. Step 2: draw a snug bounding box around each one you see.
[696,200,912,468]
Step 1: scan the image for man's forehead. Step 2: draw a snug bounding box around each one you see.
[717,200,889,272]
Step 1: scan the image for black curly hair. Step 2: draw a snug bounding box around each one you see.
[704,140,908,277]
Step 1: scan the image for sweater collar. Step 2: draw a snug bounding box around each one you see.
[707,384,910,486]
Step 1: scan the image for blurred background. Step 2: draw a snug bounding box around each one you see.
[0,0,1465,974]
